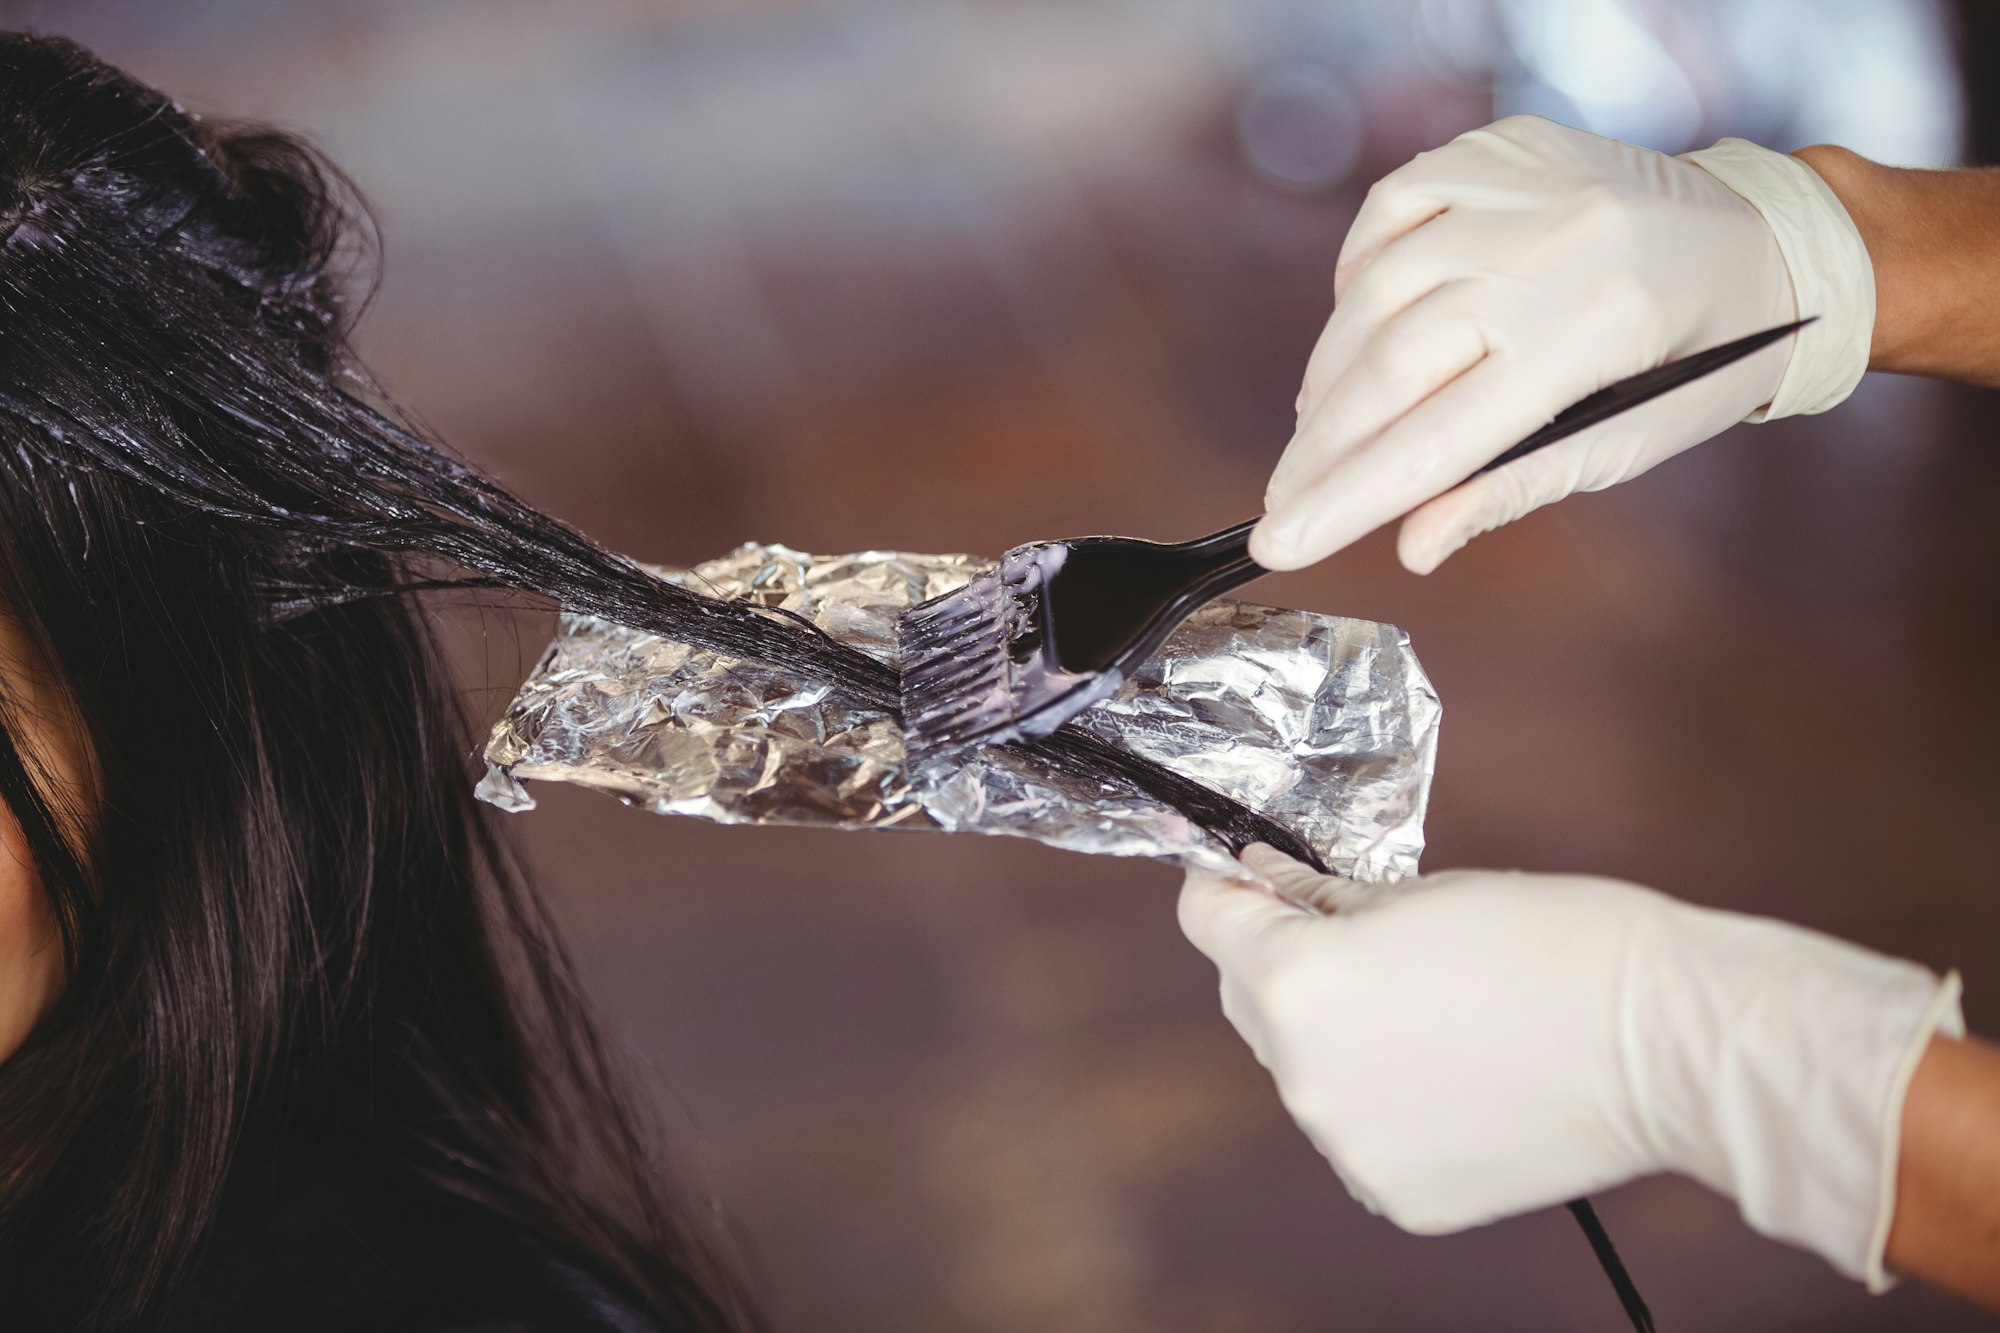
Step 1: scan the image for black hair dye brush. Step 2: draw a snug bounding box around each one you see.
[898,319,1812,758]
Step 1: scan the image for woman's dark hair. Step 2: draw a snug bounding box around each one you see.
[0,31,1321,1331]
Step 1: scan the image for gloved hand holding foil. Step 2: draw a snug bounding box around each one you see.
[1181,847,1962,1292]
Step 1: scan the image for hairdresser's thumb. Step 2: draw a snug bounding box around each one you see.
[1178,857,1315,974]
[1239,843,1389,914]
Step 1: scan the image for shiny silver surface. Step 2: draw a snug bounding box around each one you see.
[481,543,1439,879]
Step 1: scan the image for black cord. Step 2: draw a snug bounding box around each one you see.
[1567,1199,1655,1332]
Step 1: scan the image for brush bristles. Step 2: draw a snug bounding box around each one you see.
[896,539,1073,754]
[896,571,1022,754]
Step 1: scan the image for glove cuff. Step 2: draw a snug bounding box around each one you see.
[1636,907,1959,1286]
[1680,137,1875,421]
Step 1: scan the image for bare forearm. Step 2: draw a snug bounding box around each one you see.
[1793,145,2000,386]
[1885,1033,2000,1308]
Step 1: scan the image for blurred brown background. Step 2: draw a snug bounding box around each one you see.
[7,1,1996,1328]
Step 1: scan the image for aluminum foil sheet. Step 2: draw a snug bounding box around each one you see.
[479,543,1440,879]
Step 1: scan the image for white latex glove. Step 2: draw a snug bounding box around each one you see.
[1253,116,1875,574]
[1180,846,1962,1290]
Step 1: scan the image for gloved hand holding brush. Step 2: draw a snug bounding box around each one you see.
[1252,115,1873,574]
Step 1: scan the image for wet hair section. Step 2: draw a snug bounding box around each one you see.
[234,403,1329,865]
[0,38,1324,874]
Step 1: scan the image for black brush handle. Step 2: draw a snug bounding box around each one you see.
[1146,519,1265,630]
[1474,317,1813,476]
[1194,316,1816,583]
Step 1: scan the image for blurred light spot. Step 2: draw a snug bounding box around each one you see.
[1415,0,1507,88]
[1236,64,1364,192]
[1501,0,1703,149]
[1724,0,1959,165]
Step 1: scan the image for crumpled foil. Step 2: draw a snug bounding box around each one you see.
[479,544,1440,879]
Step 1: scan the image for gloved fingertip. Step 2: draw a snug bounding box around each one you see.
[1241,843,1346,910]
[1247,514,1310,571]
[1261,497,1352,570]
[1177,861,1260,905]
[1178,853,1321,958]
[1199,851,1278,892]
[1395,520,1462,577]
[1397,540,1443,577]
[1399,485,1494,574]
[1176,879,1254,956]
[1239,842,1299,876]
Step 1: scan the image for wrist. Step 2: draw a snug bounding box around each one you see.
[1885,1032,2000,1308]
[1798,146,2000,385]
